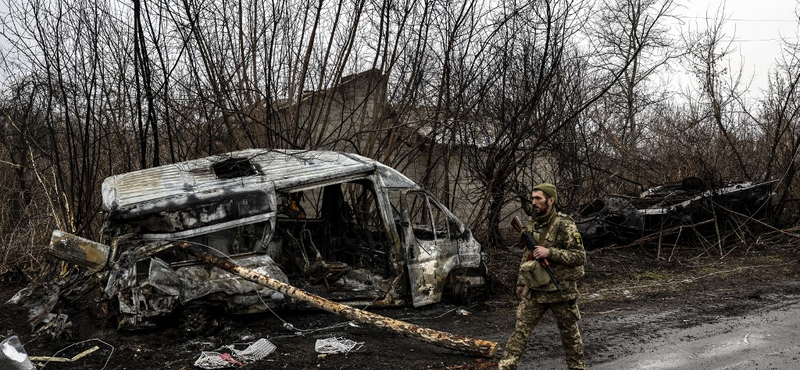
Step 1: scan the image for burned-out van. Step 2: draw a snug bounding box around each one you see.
[57,149,486,332]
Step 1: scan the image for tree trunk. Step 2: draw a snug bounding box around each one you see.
[179,242,498,358]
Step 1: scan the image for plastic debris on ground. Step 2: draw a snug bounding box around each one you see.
[314,337,364,354]
[232,338,276,362]
[0,335,36,370]
[194,338,276,369]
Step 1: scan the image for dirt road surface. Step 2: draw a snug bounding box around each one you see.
[590,293,800,370]
[2,242,799,370]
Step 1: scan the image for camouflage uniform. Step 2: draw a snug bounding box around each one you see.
[498,209,586,370]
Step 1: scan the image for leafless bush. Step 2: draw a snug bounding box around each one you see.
[0,0,797,278]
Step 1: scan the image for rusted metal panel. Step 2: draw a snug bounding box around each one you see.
[104,246,290,330]
[400,190,484,306]
[48,230,110,273]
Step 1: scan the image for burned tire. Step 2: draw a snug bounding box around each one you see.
[451,281,471,306]
[179,304,220,336]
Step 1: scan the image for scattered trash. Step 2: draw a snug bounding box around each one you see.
[232,338,276,362]
[194,338,276,369]
[282,322,302,335]
[218,353,242,366]
[314,337,364,354]
[34,313,72,339]
[183,245,497,357]
[0,336,36,370]
[455,308,471,316]
[195,352,236,369]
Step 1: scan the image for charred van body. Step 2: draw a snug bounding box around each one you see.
[13,149,487,333]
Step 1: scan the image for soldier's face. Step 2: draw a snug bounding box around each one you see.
[531,190,554,216]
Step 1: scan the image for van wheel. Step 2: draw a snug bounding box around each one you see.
[179,305,218,335]
[452,281,471,306]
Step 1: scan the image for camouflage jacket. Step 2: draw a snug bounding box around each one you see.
[517,210,586,303]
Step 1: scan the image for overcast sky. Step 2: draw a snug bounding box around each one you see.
[672,0,800,99]
[0,0,798,101]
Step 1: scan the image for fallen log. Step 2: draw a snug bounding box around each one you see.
[178,242,498,358]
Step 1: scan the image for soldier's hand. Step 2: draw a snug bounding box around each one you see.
[532,245,550,260]
[515,286,524,300]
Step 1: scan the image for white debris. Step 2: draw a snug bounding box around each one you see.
[232,338,276,362]
[0,336,36,370]
[314,337,364,354]
[193,338,276,369]
[194,351,236,369]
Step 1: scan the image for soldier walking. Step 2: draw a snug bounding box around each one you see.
[498,183,587,370]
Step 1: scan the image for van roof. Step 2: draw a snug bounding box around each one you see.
[101,149,418,216]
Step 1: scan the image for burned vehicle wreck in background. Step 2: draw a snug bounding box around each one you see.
[575,177,776,250]
[13,149,487,333]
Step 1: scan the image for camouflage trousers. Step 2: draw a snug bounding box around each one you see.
[498,296,584,370]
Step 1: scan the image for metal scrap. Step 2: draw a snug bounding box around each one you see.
[576,178,776,249]
[0,336,35,370]
[315,337,363,354]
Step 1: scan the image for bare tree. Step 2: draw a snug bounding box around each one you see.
[759,37,800,223]
[680,6,753,181]
[591,0,677,145]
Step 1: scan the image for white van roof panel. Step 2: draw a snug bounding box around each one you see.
[101,149,417,216]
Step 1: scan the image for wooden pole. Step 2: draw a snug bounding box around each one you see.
[179,242,498,358]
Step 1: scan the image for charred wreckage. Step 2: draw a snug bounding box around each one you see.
[9,149,491,354]
[575,177,776,249]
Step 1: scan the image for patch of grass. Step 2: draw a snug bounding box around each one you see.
[634,271,670,281]
[696,267,718,275]
[752,255,785,264]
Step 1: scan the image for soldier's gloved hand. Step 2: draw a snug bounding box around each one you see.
[515,286,524,300]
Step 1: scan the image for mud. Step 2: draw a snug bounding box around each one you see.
[2,242,800,370]
[591,294,800,369]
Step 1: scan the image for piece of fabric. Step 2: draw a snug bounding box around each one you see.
[519,260,556,289]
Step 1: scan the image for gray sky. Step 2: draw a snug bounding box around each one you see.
[673,0,800,98]
[0,0,797,100]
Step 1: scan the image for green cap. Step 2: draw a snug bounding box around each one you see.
[532,183,557,201]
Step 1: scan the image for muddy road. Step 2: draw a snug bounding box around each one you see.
[2,243,800,370]
[591,294,800,370]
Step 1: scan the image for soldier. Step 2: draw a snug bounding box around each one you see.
[498,183,586,370]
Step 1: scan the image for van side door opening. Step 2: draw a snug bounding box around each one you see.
[272,179,396,302]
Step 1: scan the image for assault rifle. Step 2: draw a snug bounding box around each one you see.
[511,215,561,292]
